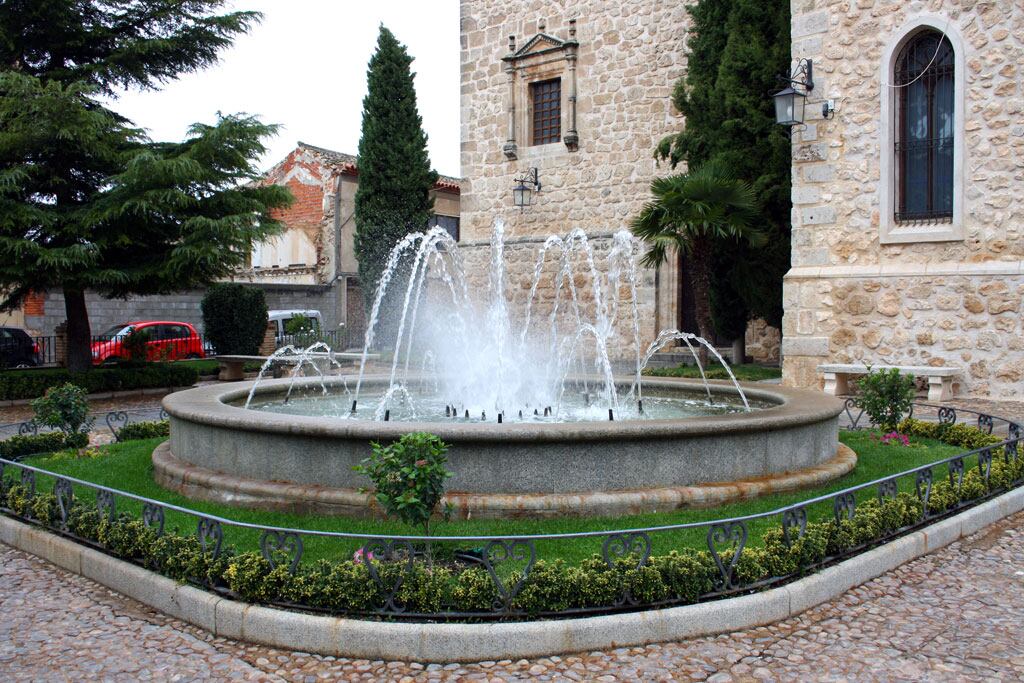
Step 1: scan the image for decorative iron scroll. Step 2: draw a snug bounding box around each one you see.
[707,521,747,590]
[359,539,415,613]
[53,477,73,527]
[20,468,35,498]
[17,421,38,437]
[96,490,116,522]
[196,517,223,558]
[480,539,536,611]
[601,531,651,570]
[915,468,933,517]
[260,530,304,573]
[877,478,899,504]
[781,507,807,547]
[948,457,965,489]
[977,414,994,435]
[833,492,856,523]
[105,411,129,441]
[937,407,957,425]
[978,448,992,486]
[843,398,865,429]
[142,502,165,537]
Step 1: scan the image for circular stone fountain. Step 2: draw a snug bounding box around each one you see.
[157,224,849,518]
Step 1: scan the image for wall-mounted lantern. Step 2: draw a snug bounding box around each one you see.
[773,59,814,127]
[512,167,541,210]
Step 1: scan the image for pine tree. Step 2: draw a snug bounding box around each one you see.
[0,1,291,371]
[657,0,791,335]
[354,25,438,335]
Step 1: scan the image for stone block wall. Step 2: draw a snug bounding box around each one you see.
[783,1,1024,397]
[459,0,690,353]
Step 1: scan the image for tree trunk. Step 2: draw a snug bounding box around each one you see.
[687,236,714,366]
[63,288,92,373]
[731,335,746,366]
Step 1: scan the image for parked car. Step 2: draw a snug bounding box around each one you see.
[91,321,205,365]
[0,327,40,368]
[268,309,323,345]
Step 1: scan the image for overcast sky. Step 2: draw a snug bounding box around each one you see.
[106,0,462,177]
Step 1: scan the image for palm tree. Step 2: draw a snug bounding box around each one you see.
[631,162,763,361]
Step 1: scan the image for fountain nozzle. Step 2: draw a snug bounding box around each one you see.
[384,409,390,422]
[497,413,503,424]
[351,400,357,413]
[638,399,643,414]
[608,408,614,421]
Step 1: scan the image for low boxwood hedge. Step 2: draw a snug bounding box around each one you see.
[0,431,89,459]
[1,422,1020,620]
[115,420,170,441]
[0,364,198,401]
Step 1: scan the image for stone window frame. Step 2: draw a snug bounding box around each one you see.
[879,14,966,245]
[502,21,579,160]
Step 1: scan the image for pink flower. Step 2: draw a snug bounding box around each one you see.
[880,431,910,446]
[353,548,376,562]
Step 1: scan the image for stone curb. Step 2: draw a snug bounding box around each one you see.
[0,385,192,408]
[1,486,1022,663]
[152,441,858,519]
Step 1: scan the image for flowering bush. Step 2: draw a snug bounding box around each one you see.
[872,431,910,447]
[856,368,915,433]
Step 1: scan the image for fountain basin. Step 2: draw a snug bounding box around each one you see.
[158,377,847,518]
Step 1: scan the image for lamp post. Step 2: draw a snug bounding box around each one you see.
[512,168,540,210]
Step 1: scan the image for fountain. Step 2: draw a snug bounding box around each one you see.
[160,223,847,518]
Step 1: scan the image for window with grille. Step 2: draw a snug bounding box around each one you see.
[530,79,561,145]
[894,31,954,223]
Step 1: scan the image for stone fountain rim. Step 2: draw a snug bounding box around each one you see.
[163,376,843,443]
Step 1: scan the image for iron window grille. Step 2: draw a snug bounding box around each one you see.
[894,31,954,224]
[531,79,561,145]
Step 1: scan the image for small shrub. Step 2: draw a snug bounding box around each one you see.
[31,383,92,435]
[0,431,88,459]
[354,432,452,536]
[202,283,268,355]
[116,420,170,441]
[122,328,153,363]
[856,368,915,433]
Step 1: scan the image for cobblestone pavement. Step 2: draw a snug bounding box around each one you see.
[1,511,1022,681]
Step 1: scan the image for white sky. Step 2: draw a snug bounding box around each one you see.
[106,0,461,177]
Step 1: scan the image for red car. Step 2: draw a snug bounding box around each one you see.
[91,321,205,365]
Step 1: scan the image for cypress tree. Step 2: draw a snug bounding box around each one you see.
[0,1,291,371]
[657,0,791,336]
[354,26,438,332]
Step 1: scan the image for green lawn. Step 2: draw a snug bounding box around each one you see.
[643,363,782,382]
[16,430,968,566]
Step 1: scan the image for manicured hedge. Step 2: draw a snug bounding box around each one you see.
[0,431,88,459]
[2,423,1020,619]
[0,365,198,401]
[116,420,170,441]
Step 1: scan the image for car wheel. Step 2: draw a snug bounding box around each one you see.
[14,362,31,369]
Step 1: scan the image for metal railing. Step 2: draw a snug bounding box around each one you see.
[0,402,1020,621]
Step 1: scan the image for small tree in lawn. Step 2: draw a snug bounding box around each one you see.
[631,163,763,362]
[856,368,916,434]
[354,26,438,341]
[354,432,452,563]
[0,2,292,371]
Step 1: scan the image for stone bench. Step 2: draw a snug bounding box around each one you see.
[216,353,377,381]
[817,363,960,402]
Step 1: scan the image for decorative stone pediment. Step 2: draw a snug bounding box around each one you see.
[503,33,576,62]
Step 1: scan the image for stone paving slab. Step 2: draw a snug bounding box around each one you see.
[1,511,1023,681]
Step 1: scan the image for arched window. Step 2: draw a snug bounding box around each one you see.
[894,31,954,223]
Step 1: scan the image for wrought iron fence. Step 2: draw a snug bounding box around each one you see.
[0,402,1021,622]
[0,408,167,441]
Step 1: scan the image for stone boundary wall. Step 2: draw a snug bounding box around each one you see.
[1,486,1020,662]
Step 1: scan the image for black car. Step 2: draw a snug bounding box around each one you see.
[0,327,40,368]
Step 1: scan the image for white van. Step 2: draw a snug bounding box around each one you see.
[268,310,323,344]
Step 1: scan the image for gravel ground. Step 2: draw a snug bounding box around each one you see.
[1,510,1022,681]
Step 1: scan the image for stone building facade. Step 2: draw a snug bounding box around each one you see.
[22,142,461,349]
[459,1,693,354]
[782,1,1024,398]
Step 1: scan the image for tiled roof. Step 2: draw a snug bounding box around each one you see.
[296,141,460,190]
